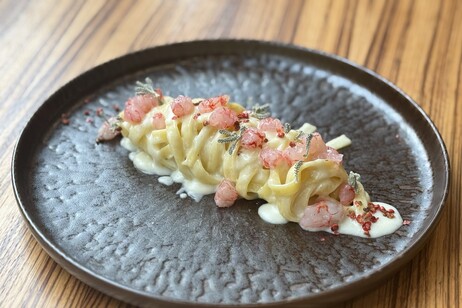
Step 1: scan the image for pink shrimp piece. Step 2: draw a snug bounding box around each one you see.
[214,179,239,208]
[137,94,159,113]
[306,133,326,158]
[338,183,355,205]
[283,140,306,164]
[208,107,238,129]
[283,133,343,164]
[171,95,195,118]
[258,117,284,133]
[198,95,229,113]
[124,99,143,123]
[240,127,266,149]
[152,112,166,129]
[96,117,120,143]
[259,148,285,169]
[321,147,343,163]
[307,133,343,163]
[123,94,159,123]
[299,199,345,230]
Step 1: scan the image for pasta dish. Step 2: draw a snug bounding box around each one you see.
[97,78,404,237]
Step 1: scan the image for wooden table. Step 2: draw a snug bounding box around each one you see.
[1,0,460,307]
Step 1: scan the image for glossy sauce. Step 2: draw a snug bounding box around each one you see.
[336,202,403,238]
[258,203,288,224]
[258,201,403,238]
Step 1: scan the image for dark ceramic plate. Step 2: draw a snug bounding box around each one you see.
[12,40,449,307]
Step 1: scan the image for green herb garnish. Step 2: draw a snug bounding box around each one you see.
[250,104,271,119]
[218,126,247,155]
[294,160,304,181]
[135,78,163,104]
[348,171,361,193]
[303,133,314,158]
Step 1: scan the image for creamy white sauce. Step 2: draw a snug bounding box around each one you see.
[258,203,289,224]
[151,169,216,202]
[170,170,216,201]
[158,176,174,186]
[298,202,403,238]
[336,202,403,238]
[183,183,215,201]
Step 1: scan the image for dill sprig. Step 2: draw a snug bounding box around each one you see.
[284,123,291,134]
[218,129,234,136]
[293,133,314,181]
[250,104,271,119]
[218,127,247,155]
[294,160,304,181]
[348,171,361,193]
[303,133,314,158]
[217,135,241,143]
[135,78,163,104]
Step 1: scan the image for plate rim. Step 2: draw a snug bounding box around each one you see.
[11,39,451,307]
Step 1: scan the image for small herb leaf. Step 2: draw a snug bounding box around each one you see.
[135,78,163,104]
[348,171,361,193]
[303,133,314,158]
[250,104,271,119]
[217,126,247,155]
[294,160,303,181]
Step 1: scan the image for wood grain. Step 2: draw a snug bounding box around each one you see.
[0,0,460,307]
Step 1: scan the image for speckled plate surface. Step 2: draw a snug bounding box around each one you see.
[12,40,449,307]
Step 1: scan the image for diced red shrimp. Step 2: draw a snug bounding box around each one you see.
[208,107,238,129]
[283,133,325,162]
[124,99,143,123]
[307,133,343,163]
[259,148,285,169]
[138,94,159,113]
[306,133,325,158]
[338,183,355,205]
[96,117,120,143]
[171,95,195,118]
[124,94,159,123]
[283,140,306,164]
[299,198,345,230]
[258,117,284,133]
[152,112,166,129]
[124,103,143,123]
[240,127,266,149]
[284,133,343,164]
[214,179,239,208]
[320,147,343,163]
[198,95,229,113]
